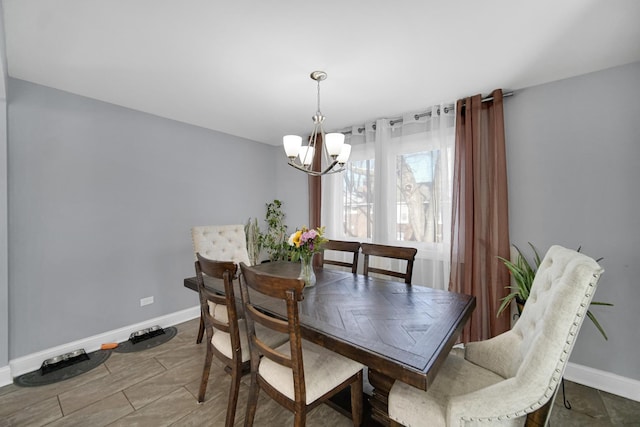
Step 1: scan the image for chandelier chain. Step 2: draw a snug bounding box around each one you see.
[316,79,322,115]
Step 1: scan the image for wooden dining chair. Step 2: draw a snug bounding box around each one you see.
[194,254,286,427]
[239,262,365,427]
[191,224,251,344]
[321,240,361,274]
[360,243,418,284]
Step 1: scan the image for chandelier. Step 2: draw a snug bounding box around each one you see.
[283,71,351,176]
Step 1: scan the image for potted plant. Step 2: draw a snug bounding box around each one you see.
[260,199,289,262]
[497,243,613,340]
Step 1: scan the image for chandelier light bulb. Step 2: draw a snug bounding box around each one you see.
[298,146,315,166]
[283,135,302,159]
[337,144,351,164]
[325,133,345,157]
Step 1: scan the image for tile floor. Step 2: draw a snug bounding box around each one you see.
[0,318,638,426]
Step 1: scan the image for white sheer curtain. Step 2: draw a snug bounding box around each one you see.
[321,104,455,290]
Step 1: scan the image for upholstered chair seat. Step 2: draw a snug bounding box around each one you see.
[390,350,511,427]
[388,245,604,427]
[259,339,365,404]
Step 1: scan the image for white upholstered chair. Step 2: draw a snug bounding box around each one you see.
[388,245,604,427]
[191,224,251,265]
[190,224,251,344]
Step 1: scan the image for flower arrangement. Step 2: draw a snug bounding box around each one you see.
[287,226,328,263]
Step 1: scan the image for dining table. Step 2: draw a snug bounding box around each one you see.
[183,261,475,426]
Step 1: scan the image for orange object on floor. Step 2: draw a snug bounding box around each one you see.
[100,343,118,350]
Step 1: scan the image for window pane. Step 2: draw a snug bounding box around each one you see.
[396,150,442,243]
[342,159,374,239]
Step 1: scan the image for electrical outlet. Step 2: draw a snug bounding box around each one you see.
[140,296,154,306]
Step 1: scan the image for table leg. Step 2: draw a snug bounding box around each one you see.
[367,368,395,426]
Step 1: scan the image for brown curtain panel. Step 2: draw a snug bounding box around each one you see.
[308,136,322,267]
[449,89,511,343]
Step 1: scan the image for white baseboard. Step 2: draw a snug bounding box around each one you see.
[0,365,11,387]
[3,305,200,385]
[564,362,640,402]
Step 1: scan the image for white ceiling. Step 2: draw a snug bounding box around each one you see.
[2,0,640,146]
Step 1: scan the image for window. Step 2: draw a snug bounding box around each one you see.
[324,111,455,250]
[321,106,455,289]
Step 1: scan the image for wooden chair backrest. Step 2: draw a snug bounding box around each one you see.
[195,254,239,358]
[321,240,361,274]
[360,243,417,284]
[239,263,307,401]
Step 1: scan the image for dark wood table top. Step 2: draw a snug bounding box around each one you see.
[184,261,475,391]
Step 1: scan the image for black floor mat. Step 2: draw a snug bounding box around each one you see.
[14,349,112,387]
[114,326,177,353]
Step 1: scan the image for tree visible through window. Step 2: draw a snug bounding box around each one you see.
[341,150,443,244]
[397,150,442,243]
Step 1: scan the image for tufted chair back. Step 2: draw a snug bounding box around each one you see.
[388,245,604,426]
[511,246,603,391]
[513,246,603,377]
[191,224,251,266]
[459,245,604,422]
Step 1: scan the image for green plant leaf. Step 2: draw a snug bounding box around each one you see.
[497,291,521,316]
[587,309,609,340]
[590,301,614,306]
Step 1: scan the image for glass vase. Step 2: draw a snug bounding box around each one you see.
[299,254,316,288]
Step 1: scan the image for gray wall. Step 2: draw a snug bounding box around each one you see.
[0,99,6,369]
[273,149,310,231]
[0,2,8,370]
[7,78,280,358]
[505,61,640,381]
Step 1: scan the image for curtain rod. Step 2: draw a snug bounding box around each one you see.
[470,90,514,105]
[343,91,514,134]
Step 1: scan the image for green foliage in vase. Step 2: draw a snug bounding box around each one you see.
[497,243,613,340]
[260,199,289,262]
